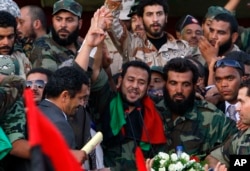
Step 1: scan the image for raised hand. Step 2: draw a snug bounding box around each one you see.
[85,7,113,48]
[198,36,220,66]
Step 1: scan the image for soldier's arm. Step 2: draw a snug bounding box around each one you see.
[224,0,241,13]
[0,98,30,159]
[0,75,25,117]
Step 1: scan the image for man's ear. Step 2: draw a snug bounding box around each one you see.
[78,19,83,30]
[60,90,69,102]
[231,32,239,44]
[116,76,122,89]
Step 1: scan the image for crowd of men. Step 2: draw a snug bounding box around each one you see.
[1,0,250,170]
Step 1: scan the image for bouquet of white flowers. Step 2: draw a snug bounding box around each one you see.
[151,151,205,171]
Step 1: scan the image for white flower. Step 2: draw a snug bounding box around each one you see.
[175,161,184,171]
[170,153,178,161]
[151,151,204,171]
[180,152,190,161]
[158,152,169,160]
[159,167,166,171]
[160,159,167,166]
[168,164,176,171]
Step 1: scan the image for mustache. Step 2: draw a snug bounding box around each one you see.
[0,46,11,50]
[58,29,70,34]
[150,23,161,27]
[173,93,185,99]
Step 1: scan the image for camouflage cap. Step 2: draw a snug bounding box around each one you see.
[127,0,140,18]
[205,6,232,19]
[150,66,164,75]
[0,55,16,75]
[0,0,20,18]
[52,0,83,18]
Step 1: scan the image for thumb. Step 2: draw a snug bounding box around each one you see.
[215,40,220,50]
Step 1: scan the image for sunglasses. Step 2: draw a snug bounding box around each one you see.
[214,59,243,71]
[26,80,46,89]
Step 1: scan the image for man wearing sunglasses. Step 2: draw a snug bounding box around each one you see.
[26,68,53,104]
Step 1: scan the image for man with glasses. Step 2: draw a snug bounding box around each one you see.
[26,68,53,104]
[213,58,244,123]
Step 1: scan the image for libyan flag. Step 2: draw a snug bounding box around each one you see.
[24,89,84,171]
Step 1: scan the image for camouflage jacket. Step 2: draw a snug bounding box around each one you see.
[0,98,27,143]
[89,69,166,171]
[30,34,80,72]
[105,0,191,67]
[210,128,250,168]
[0,75,25,118]
[155,99,238,159]
[0,51,32,79]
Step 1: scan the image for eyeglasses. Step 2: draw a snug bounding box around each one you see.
[26,80,46,89]
[214,59,243,71]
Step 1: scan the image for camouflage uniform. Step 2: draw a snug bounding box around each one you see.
[210,129,250,168]
[88,69,166,171]
[0,75,25,118]
[30,34,79,72]
[0,0,20,18]
[0,53,32,79]
[238,26,250,53]
[0,98,27,144]
[155,99,238,159]
[14,37,34,60]
[105,0,190,67]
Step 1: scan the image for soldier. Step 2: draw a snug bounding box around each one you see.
[0,73,29,171]
[155,57,238,159]
[0,74,25,118]
[206,80,250,169]
[104,0,190,67]
[0,11,31,79]
[16,5,48,58]
[30,0,83,72]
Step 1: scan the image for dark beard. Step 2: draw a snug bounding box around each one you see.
[51,26,79,46]
[218,36,233,56]
[143,23,166,38]
[120,91,142,107]
[163,88,195,116]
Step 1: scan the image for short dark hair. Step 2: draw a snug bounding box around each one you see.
[26,67,53,80]
[213,13,238,34]
[240,79,250,96]
[163,57,199,84]
[45,66,89,98]
[121,60,151,84]
[0,11,17,32]
[27,5,47,31]
[225,50,250,66]
[137,0,169,17]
